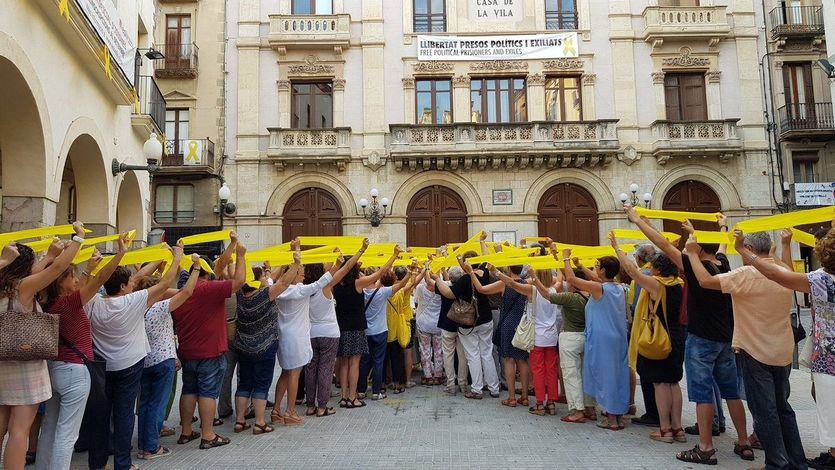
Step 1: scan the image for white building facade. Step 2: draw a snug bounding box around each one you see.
[225,0,776,249]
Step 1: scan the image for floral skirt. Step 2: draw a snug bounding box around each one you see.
[337,330,369,358]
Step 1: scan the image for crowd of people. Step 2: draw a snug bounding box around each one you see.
[0,204,833,470]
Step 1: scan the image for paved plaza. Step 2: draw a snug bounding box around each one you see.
[64,312,825,470]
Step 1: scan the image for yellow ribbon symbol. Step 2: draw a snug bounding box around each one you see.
[562,36,576,57]
[185,141,200,163]
[101,46,113,81]
[58,0,71,22]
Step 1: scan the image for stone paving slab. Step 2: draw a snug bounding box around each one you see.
[66,365,826,470]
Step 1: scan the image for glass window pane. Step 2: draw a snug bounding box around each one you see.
[487,89,497,122]
[545,0,558,10]
[178,110,189,141]
[566,89,582,120]
[561,0,576,13]
[167,17,178,27]
[155,186,173,223]
[436,80,451,91]
[315,93,333,127]
[315,0,332,14]
[431,0,444,13]
[415,0,428,14]
[416,80,432,92]
[417,91,432,124]
[500,90,510,122]
[181,17,191,28]
[293,0,312,14]
[806,163,814,183]
[176,186,194,223]
[471,89,482,122]
[514,88,527,121]
[436,90,451,124]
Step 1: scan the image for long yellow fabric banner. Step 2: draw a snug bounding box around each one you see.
[735,206,835,232]
[0,225,91,245]
[791,228,817,247]
[635,207,722,223]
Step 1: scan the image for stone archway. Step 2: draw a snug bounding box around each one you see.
[57,134,111,234]
[406,185,468,248]
[116,171,146,241]
[538,183,600,245]
[281,188,344,242]
[0,53,50,230]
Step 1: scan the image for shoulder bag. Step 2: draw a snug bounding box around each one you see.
[0,295,59,361]
[512,290,536,352]
[448,295,478,327]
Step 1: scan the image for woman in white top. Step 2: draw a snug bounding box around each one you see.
[304,240,367,417]
[415,268,444,385]
[496,266,563,416]
[272,249,339,426]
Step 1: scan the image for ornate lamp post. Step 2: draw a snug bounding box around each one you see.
[619,183,652,208]
[359,188,389,227]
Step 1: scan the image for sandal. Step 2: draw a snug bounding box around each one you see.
[650,428,674,444]
[177,432,200,445]
[269,410,283,424]
[317,407,336,417]
[501,398,518,408]
[392,386,405,394]
[252,423,274,435]
[233,421,251,433]
[749,435,762,450]
[351,398,366,408]
[596,417,624,431]
[518,397,530,406]
[734,443,755,461]
[159,426,175,438]
[545,402,557,416]
[305,407,317,416]
[627,404,638,416]
[464,392,483,400]
[294,399,305,405]
[676,445,718,465]
[560,414,587,424]
[199,433,230,450]
[584,410,598,421]
[141,446,171,460]
[671,428,687,443]
[338,398,350,408]
[283,414,304,426]
[212,418,223,426]
[529,404,546,416]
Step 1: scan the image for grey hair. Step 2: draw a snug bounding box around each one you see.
[448,267,464,282]
[744,232,772,256]
[634,244,657,264]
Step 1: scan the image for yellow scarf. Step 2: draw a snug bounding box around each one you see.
[628,275,684,370]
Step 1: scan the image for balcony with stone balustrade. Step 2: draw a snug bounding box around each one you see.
[649,119,742,165]
[268,14,351,55]
[388,121,619,171]
[642,5,730,49]
[267,127,352,171]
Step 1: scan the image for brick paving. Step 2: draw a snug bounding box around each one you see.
[65,309,825,470]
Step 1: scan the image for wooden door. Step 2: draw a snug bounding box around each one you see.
[537,183,599,245]
[662,180,721,245]
[783,63,816,126]
[406,185,468,248]
[165,15,190,69]
[282,188,343,242]
[664,73,707,121]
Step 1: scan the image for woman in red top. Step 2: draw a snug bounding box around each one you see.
[36,233,129,470]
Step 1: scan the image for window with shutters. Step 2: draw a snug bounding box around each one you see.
[291,82,333,129]
[792,152,818,183]
[165,109,189,156]
[664,73,707,121]
[414,0,446,33]
[545,76,582,121]
[154,184,194,224]
[783,63,816,120]
[545,0,578,30]
[470,77,527,123]
[415,79,452,124]
[165,15,191,70]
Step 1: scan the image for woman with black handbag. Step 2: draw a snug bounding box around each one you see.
[37,232,130,469]
[0,222,86,470]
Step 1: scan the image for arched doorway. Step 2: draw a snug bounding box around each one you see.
[662,180,722,242]
[538,183,599,245]
[55,134,110,232]
[116,171,145,240]
[0,55,48,230]
[282,188,343,241]
[406,185,468,247]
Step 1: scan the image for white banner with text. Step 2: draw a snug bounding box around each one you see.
[416,32,578,61]
[795,182,835,206]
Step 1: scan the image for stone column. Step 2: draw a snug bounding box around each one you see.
[277,80,291,128]
[609,0,638,143]
[361,0,386,160]
[236,0,261,159]
[527,73,546,121]
[652,71,666,121]
[582,73,596,120]
[452,75,471,122]
[402,78,416,124]
[333,78,346,127]
[705,71,722,120]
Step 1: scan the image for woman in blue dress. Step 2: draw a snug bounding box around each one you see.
[561,248,630,430]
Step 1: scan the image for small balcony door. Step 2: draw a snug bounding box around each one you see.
[165,109,189,159]
[165,15,191,69]
[783,63,816,125]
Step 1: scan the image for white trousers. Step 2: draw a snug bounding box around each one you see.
[813,372,835,447]
[559,331,595,412]
[459,322,500,395]
[441,330,468,388]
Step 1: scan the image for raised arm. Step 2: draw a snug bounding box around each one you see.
[463,262,504,295]
[269,253,300,301]
[130,259,164,285]
[147,245,184,308]
[80,233,130,304]
[479,231,489,256]
[356,245,402,291]
[716,214,729,255]
[31,238,62,274]
[561,248,603,299]
[330,238,368,287]
[778,229,793,270]
[431,271,456,299]
[496,269,535,298]
[625,205,683,270]
[169,254,202,310]
[231,242,247,293]
[390,271,411,296]
[213,231,238,279]
[423,262,436,292]
[683,235,721,291]
[573,257,599,282]
[19,222,85,302]
[734,230,810,293]
[0,244,20,271]
[612,233,662,299]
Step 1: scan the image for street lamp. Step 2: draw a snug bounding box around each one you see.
[619,183,652,208]
[217,183,236,216]
[359,188,389,227]
[111,132,162,175]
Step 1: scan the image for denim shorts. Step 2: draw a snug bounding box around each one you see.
[684,334,740,404]
[235,343,278,401]
[181,355,227,399]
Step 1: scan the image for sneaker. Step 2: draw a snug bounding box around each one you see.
[372,393,387,400]
[489,391,500,398]
[684,423,720,437]
[808,451,835,470]
[632,414,661,427]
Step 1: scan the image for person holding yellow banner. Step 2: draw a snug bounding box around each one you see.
[0,222,86,470]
